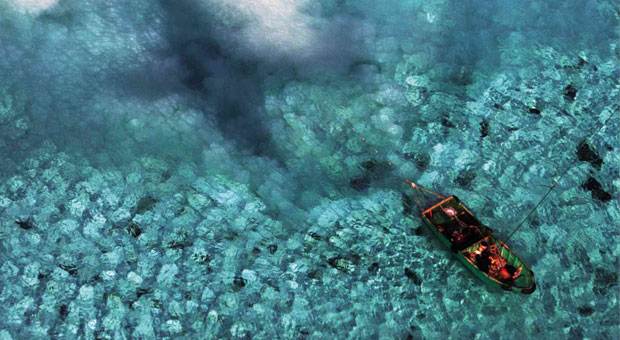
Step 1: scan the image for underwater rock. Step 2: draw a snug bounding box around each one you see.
[309,232,322,241]
[201,287,215,303]
[401,193,414,215]
[593,268,618,295]
[0,87,29,143]
[480,120,489,138]
[6,176,25,199]
[58,264,78,277]
[576,141,603,169]
[241,269,257,284]
[164,319,183,335]
[349,176,371,192]
[350,253,361,265]
[454,170,476,187]
[375,85,407,107]
[230,321,253,339]
[66,190,87,217]
[188,193,209,211]
[349,159,388,192]
[58,304,69,320]
[15,217,34,230]
[404,268,422,285]
[563,84,577,101]
[440,117,455,128]
[327,256,353,274]
[135,196,157,215]
[528,107,541,114]
[110,207,131,224]
[361,160,378,171]
[157,264,178,286]
[452,148,479,172]
[126,223,142,238]
[368,262,379,273]
[568,327,584,339]
[78,284,94,301]
[192,250,211,266]
[404,88,427,108]
[0,330,13,340]
[267,244,278,254]
[166,230,192,250]
[581,177,612,202]
[58,219,78,234]
[404,153,430,170]
[128,272,144,285]
[233,277,247,289]
[577,306,595,316]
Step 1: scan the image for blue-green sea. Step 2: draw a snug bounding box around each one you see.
[0,0,618,339]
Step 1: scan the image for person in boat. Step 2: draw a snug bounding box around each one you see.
[498,264,522,283]
[442,206,482,250]
[437,223,464,243]
[473,242,492,273]
[486,243,508,278]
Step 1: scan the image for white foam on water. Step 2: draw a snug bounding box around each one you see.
[7,0,58,14]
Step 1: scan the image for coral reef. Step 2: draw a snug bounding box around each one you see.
[0,0,617,339]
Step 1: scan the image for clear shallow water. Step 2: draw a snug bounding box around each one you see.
[0,0,618,339]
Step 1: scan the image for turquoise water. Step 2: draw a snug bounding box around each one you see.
[0,0,618,339]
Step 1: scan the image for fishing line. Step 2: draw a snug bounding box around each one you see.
[504,109,616,242]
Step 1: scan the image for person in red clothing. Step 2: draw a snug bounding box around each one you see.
[472,242,491,273]
[499,267,512,280]
[499,264,522,283]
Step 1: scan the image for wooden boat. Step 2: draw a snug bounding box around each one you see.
[420,195,536,294]
[346,95,615,295]
[350,126,538,294]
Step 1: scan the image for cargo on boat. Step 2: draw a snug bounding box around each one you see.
[420,195,536,294]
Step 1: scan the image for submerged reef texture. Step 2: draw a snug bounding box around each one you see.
[0,0,618,339]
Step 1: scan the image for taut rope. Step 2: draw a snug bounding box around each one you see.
[505,110,615,242]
